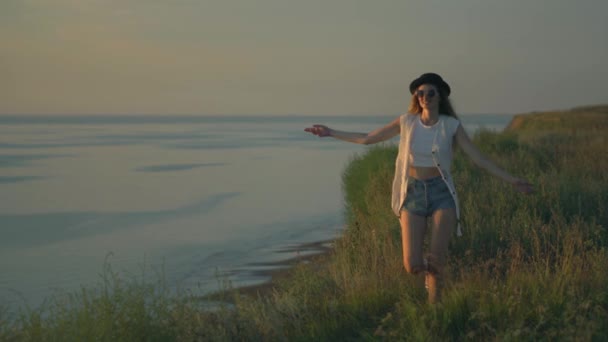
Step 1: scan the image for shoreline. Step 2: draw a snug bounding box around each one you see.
[203,239,336,301]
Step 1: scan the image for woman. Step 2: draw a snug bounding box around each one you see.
[304,73,533,304]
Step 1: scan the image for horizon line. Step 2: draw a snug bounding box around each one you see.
[0,112,516,117]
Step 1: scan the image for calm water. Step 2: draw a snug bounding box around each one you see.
[0,113,513,311]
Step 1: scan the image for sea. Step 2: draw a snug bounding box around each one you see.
[0,113,513,312]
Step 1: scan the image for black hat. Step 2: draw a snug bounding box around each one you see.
[409,73,451,96]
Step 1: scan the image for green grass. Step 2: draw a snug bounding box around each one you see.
[2,105,608,341]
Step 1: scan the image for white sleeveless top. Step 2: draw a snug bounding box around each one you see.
[409,117,439,167]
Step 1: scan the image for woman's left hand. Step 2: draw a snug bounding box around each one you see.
[512,178,534,194]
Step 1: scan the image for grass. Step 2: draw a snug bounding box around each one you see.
[2,105,607,341]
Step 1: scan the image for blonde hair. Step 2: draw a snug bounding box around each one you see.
[408,87,459,119]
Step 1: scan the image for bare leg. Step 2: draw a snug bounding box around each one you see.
[426,208,457,304]
[399,211,427,274]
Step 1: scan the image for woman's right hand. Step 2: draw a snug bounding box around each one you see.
[304,124,332,137]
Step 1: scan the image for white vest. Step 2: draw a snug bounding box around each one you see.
[391,113,462,236]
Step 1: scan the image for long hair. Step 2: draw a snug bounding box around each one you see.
[408,88,459,119]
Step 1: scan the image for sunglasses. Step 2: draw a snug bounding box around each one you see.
[416,89,436,98]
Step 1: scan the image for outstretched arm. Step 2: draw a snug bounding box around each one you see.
[304,116,400,145]
[454,124,533,193]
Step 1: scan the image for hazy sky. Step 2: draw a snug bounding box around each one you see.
[1,0,607,115]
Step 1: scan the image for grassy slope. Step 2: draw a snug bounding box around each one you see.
[2,106,607,341]
[506,105,608,132]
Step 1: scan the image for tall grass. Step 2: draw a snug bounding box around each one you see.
[2,107,607,340]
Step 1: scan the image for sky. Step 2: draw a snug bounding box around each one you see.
[1,0,607,116]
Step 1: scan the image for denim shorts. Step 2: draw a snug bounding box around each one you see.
[401,176,456,217]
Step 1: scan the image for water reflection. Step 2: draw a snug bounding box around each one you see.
[0,154,71,167]
[0,192,241,249]
[0,176,45,184]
